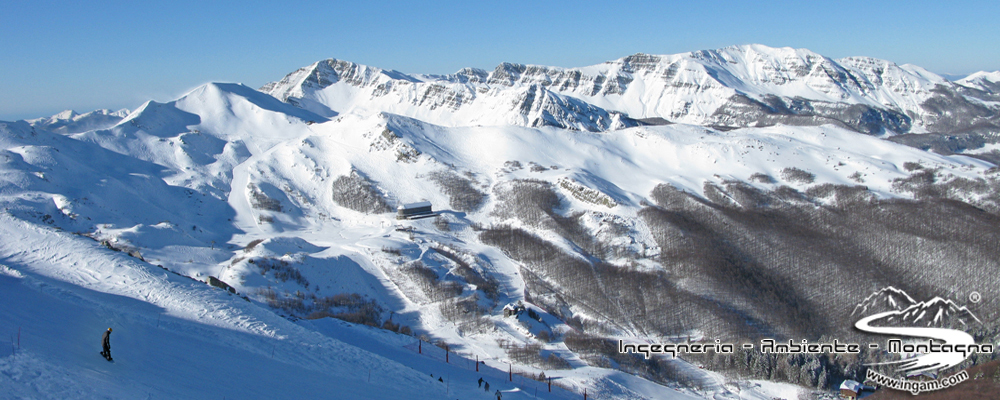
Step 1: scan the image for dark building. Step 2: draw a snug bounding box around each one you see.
[397,201,434,219]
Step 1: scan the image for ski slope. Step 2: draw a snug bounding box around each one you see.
[0,214,448,399]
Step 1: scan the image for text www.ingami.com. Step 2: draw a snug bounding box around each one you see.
[865,369,968,395]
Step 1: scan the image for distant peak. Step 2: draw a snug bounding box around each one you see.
[620,53,662,67]
[453,67,489,84]
[624,52,655,58]
[54,109,78,120]
[456,67,488,75]
[960,70,1000,83]
[495,61,527,70]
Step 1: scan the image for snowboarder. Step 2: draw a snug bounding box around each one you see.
[478,377,483,387]
[100,328,113,361]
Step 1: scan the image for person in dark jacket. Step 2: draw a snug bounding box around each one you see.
[101,328,112,360]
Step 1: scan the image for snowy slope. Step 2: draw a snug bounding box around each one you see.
[68,83,326,199]
[0,216,698,399]
[0,215,452,400]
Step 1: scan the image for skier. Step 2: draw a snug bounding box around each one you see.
[100,328,113,361]
[495,389,502,399]
[484,381,490,391]
[478,377,483,387]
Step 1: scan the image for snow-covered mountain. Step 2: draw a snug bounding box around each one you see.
[27,108,131,134]
[259,58,641,131]
[261,44,999,136]
[3,45,1000,399]
[957,71,1000,93]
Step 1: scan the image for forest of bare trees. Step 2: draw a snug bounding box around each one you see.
[428,170,485,212]
[475,174,1000,388]
[331,170,392,213]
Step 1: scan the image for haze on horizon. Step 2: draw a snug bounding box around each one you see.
[2,0,998,121]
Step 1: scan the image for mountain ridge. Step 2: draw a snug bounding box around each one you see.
[260,44,1000,137]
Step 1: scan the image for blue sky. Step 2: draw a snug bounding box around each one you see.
[2,0,998,121]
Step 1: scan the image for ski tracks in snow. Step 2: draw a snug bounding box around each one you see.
[0,214,451,398]
[0,214,291,345]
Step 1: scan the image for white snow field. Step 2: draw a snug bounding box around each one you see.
[1,47,996,399]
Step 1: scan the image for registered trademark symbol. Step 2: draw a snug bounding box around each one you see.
[969,291,982,303]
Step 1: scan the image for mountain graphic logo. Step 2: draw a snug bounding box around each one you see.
[853,287,983,376]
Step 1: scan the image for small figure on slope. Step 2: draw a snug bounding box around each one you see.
[100,328,113,361]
